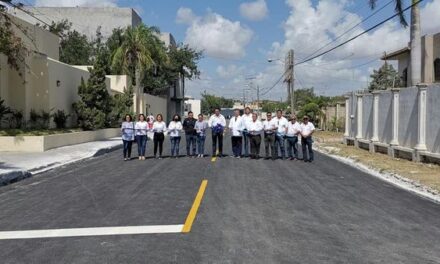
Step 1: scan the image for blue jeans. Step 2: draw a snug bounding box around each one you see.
[275,134,286,159]
[286,136,299,158]
[197,135,206,155]
[242,131,250,156]
[136,135,147,156]
[186,134,197,156]
[301,136,314,161]
[170,136,181,157]
[122,140,132,158]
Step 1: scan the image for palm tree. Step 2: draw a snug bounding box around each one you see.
[369,0,421,86]
[111,25,156,86]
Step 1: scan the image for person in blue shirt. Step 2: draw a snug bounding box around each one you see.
[121,114,135,161]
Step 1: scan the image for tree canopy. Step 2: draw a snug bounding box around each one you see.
[368,63,401,91]
[200,92,234,115]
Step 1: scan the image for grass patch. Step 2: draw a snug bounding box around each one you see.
[314,130,344,143]
[0,128,83,136]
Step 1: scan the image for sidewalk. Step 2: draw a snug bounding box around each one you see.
[0,137,122,186]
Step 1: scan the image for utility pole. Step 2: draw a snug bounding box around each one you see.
[256,85,260,117]
[285,49,295,114]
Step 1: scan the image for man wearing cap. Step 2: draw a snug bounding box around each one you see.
[263,112,276,160]
[300,115,315,162]
[285,115,301,160]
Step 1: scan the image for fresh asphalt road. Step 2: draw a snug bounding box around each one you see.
[0,133,440,264]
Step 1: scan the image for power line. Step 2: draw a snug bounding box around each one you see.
[302,0,394,61]
[295,0,424,66]
[260,68,290,96]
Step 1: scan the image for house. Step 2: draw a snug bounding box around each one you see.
[11,6,183,121]
[382,32,440,86]
[0,14,128,128]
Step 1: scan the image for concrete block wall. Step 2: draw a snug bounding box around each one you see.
[344,84,440,162]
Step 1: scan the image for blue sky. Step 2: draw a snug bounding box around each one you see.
[31,0,440,101]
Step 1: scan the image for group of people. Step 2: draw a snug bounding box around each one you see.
[120,107,315,162]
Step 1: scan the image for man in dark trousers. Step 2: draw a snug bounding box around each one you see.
[183,111,198,157]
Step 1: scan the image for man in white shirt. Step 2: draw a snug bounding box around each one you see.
[285,115,301,160]
[241,107,253,157]
[208,108,227,157]
[263,112,276,160]
[228,109,244,158]
[273,109,289,160]
[300,115,315,162]
[246,113,263,159]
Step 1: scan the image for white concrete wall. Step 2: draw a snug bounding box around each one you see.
[143,94,168,121]
[105,75,129,94]
[185,99,201,116]
[0,128,120,152]
[12,7,141,40]
[346,85,440,155]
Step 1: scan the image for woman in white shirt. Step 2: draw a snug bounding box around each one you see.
[168,114,183,158]
[135,114,149,160]
[152,114,167,159]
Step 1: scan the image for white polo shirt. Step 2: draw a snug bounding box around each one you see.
[286,121,301,137]
[263,119,276,134]
[272,116,289,135]
[229,116,244,137]
[208,114,226,128]
[246,120,263,135]
[300,122,315,137]
[242,113,253,131]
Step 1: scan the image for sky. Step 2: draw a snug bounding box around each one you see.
[28,0,440,101]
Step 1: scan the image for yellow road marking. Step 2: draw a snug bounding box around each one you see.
[182,180,208,233]
[211,150,219,162]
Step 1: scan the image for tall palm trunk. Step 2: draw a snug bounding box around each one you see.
[410,0,421,85]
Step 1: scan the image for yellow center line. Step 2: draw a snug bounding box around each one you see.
[182,180,208,233]
[211,150,219,162]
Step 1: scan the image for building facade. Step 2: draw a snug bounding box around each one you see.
[0,15,129,128]
[382,32,440,86]
[10,6,142,39]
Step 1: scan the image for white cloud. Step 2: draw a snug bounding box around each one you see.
[176,7,196,25]
[240,0,269,21]
[421,0,440,35]
[35,0,117,7]
[216,65,246,79]
[177,8,254,59]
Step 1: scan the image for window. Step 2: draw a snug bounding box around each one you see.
[434,58,440,82]
[402,68,408,87]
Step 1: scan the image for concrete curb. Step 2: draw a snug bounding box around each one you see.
[315,145,440,204]
[0,144,122,187]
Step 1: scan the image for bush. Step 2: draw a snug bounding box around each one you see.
[52,110,70,129]
[29,109,52,129]
[29,109,40,128]
[7,110,23,129]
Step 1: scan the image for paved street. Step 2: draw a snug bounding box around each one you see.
[0,135,440,264]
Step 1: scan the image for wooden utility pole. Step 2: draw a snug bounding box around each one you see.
[285,49,295,114]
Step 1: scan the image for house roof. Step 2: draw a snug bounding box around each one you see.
[381,46,410,60]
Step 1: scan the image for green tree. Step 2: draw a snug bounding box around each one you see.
[297,102,323,123]
[60,30,92,65]
[200,92,234,115]
[110,25,158,85]
[261,100,289,113]
[369,0,420,85]
[72,58,113,130]
[111,84,134,125]
[165,43,202,96]
[368,63,401,91]
[43,19,71,37]
[0,6,27,72]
